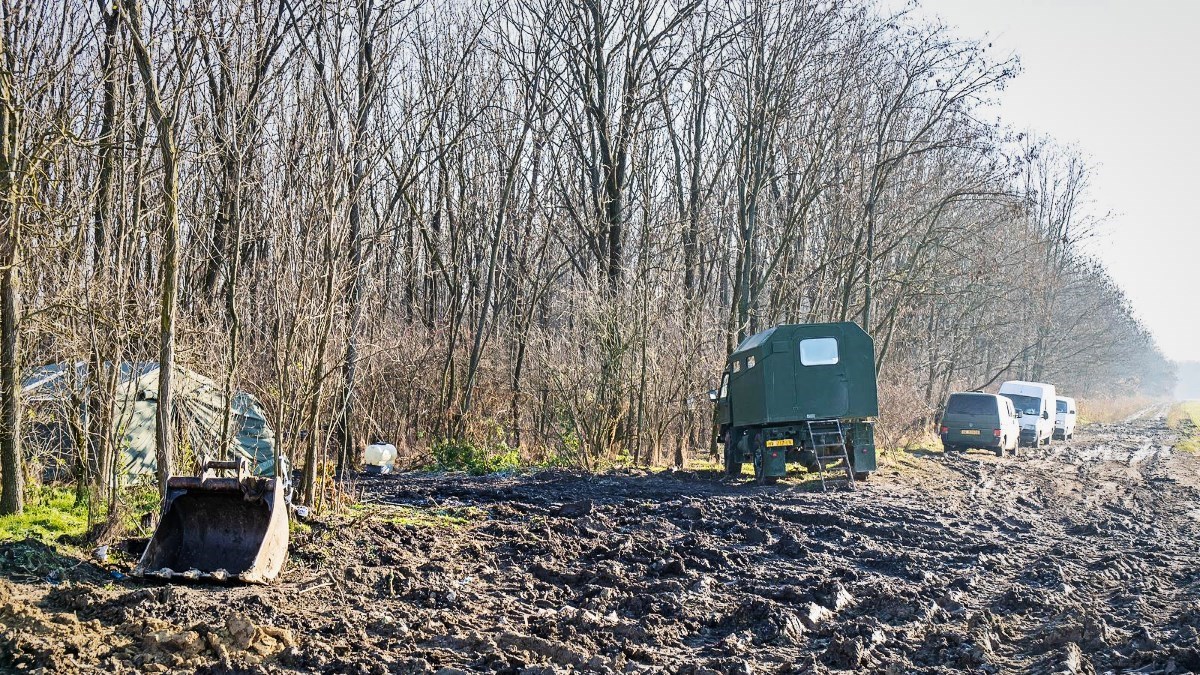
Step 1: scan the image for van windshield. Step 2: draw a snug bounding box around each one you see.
[1056,400,1068,413]
[946,395,995,415]
[1003,394,1041,415]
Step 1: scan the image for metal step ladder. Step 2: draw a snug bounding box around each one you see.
[805,419,855,491]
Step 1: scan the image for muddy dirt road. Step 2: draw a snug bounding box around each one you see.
[3,415,1199,674]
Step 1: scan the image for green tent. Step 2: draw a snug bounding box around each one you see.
[22,362,278,478]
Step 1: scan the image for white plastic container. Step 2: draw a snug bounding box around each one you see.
[364,441,398,474]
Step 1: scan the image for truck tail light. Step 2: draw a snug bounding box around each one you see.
[992,429,1002,438]
[940,426,948,435]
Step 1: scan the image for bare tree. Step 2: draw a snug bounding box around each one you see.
[120,0,197,495]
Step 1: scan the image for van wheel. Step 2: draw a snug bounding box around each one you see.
[993,445,1004,457]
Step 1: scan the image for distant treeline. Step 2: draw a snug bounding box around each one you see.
[0,0,1175,509]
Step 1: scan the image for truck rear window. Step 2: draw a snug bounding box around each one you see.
[946,394,996,415]
[799,338,838,365]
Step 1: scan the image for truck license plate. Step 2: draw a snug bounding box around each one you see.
[765,439,794,447]
[960,429,980,435]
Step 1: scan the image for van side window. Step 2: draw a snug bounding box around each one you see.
[799,337,839,366]
[747,355,756,368]
[732,360,741,373]
[719,373,729,399]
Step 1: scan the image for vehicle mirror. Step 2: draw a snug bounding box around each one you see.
[708,389,718,402]
[1070,410,1076,414]
[1042,411,1049,420]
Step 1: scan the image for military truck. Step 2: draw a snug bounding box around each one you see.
[712,322,879,486]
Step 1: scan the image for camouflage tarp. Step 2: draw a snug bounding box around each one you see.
[22,362,277,478]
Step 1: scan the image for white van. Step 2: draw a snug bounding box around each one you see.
[1054,396,1077,440]
[998,380,1056,447]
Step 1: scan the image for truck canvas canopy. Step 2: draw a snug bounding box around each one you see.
[725,322,879,426]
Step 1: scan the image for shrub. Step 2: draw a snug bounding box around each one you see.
[431,439,520,475]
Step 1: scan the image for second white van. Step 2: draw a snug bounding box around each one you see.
[999,380,1057,447]
[1055,396,1077,440]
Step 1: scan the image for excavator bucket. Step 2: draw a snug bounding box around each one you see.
[135,459,289,583]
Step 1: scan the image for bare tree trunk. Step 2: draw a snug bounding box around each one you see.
[301,186,340,505]
[462,115,535,424]
[0,22,23,516]
[0,201,21,516]
[218,156,243,461]
[862,197,876,332]
[122,0,186,495]
[86,0,122,503]
[337,0,379,476]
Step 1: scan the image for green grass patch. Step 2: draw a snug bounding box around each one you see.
[684,458,723,473]
[685,455,857,485]
[1168,401,1200,453]
[0,486,90,543]
[0,482,163,546]
[379,504,486,529]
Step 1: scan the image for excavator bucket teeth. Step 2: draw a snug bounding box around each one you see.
[135,461,289,584]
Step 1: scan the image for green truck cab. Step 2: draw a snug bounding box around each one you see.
[713,322,879,484]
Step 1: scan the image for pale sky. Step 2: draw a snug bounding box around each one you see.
[907,0,1200,363]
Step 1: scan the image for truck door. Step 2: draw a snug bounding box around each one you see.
[716,372,731,426]
[797,336,849,419]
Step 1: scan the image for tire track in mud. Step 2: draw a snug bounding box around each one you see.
[340,416,1199,674]
[2,417,1199,674]
[943,418,1200,675]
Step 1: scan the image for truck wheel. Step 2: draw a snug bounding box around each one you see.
[752,440,769,486]
[723,430,741,477]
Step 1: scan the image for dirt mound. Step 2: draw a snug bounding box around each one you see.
[0,538,106,583]
[1,575,296,673]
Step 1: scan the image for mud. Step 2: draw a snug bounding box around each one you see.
[2,415,1199,674]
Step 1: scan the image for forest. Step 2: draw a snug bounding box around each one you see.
[0,0,1176,514]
